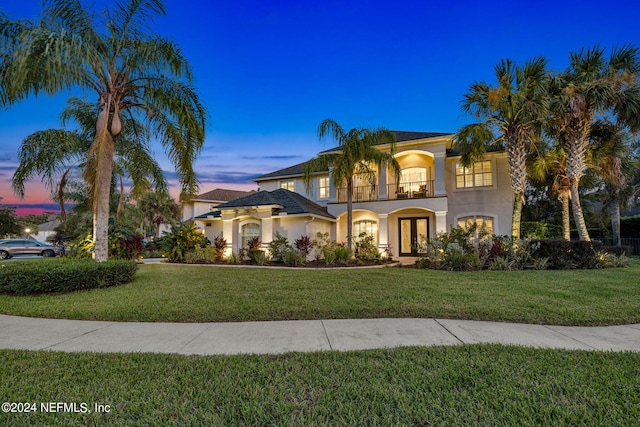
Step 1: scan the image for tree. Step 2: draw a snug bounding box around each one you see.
[0,198,21,237]
[12,97,167,233]
[1,0,206,261]
[303,118,401,251]
[590,122,639,245]
[139,191,180,238]
[548,46,640,241]
[455,57,548,240]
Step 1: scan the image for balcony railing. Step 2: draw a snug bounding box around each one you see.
[388,180,434,200]
[334,180,435,203]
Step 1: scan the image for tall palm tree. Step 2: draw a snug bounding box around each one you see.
[303,118,401,251]
[1,0,206,261]
[548,46,640,241]
[455,57,548,239]
[11,97,167,232]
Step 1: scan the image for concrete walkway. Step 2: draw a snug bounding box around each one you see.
[2,314,640,355]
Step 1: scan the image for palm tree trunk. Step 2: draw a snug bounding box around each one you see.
[512,192,524,240]
[115,175,124,225]
[569,180,590,241]
[610,202,621,246]
[91,126,116,262]
[559,190,571,241]
[346,178,353,251]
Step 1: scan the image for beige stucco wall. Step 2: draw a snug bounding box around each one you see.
[444,152,513,236]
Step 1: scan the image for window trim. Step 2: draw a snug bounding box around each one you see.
[456,215,494,238]
[455,160,494,190]
[318,176,330,199]
[280,180,295,191]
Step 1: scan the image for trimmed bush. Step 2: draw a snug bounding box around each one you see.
[184,246,218,264]
[530,240,602,269]
[0,259,138,295]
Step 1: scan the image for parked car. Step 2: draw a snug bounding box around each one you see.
[0,239,61,259]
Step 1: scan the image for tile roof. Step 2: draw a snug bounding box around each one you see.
[213,188,335,220]
[192,188,256,202]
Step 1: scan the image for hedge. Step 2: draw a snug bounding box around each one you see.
[0,259,138,295]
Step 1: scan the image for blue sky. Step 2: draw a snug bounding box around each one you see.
[1,0,639,212]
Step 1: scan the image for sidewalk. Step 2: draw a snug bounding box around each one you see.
[2,315,640,355]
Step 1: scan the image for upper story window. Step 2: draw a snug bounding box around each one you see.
[457,215,494,238]
[319,177,330,199]
[400,167,428,193]
[280,180,295,191]
[455,161,492,188]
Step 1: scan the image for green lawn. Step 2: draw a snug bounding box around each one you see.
[1,345,639,426]
[1,260,640,325]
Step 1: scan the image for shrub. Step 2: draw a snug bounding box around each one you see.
[184,246,218,264]
[227,252,241,264]
[294,235,313,257]
[530,240,602,269]
[488,256,514,271]
[282,247,306,266]
[268,232,290,263]
[156,223,210,262]
[521,222,563,239]
[247,236,261,251]
[334,245,352,265]
[109,226,145,260]
[323,248,336,265]
[212,234,227,261]
[0,258,138,295]
[354,232,380,261]
[248,249,268,265]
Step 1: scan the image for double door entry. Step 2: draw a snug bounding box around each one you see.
[399,217,429,256]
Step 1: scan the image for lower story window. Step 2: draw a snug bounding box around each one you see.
[242,222,261,249]
[354,220,378,244]
[457,215,494,237]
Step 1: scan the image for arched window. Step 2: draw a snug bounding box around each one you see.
[354,220,378,244]
[241,222,261,249]
[457,215,494,238]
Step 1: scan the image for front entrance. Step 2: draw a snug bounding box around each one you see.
[399,217,429,256]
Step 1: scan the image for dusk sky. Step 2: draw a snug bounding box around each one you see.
[1,0,639,215]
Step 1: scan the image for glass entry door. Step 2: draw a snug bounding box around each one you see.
[399,217,429,256]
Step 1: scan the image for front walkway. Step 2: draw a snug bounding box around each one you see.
[2,315,640,355]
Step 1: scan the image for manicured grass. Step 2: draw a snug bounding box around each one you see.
[1,260,640,325]
[1,345,639,426]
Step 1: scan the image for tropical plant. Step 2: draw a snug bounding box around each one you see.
[156,222,209,262]
[1,0,207,261]
[303,119,401,250]
[547,46,640,241]
[12,97,167,231]
[455,57,548,240]
[139,191,180,238]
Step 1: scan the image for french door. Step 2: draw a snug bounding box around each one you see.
[399,217,429,256]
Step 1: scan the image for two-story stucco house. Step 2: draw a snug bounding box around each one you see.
[195,131,513,259]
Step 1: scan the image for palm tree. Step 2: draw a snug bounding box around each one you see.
[590,122,639,246]
[529,141,572,240]
[139,191,180,238]
[12,97,167,232]
[303,118,401,251]
[455,57,548,239]
[1,0,206,261]
[548,46,640,241]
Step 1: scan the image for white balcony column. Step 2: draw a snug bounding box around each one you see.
[435,211,448,234]
[378,214,389,252]
[378,165,388,200]
[434,152,446,196]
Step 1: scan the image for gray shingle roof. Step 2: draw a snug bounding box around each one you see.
[213,188,335,220]
[192,188,256,202]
